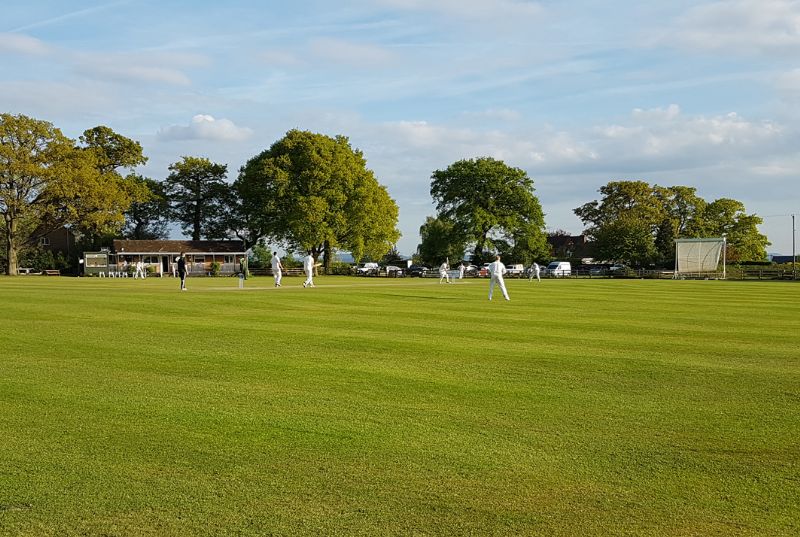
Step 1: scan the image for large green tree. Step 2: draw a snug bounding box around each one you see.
[575,180,768,265]
[76,125,149,246]
[164,156,230,240]
[429,157,547,261]
[234,130,400,269]
[698,198,769,261]
[0,114,144,275]
[575,180,665,264]
[416,216,467,266]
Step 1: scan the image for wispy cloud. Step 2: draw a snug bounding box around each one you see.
[71,51,209,86]
[257,49,303,67]
[8,1,134,33]
[76,62,192,86]
[375,0,544,22]
[309,38,395,68]
[0,32,50,55]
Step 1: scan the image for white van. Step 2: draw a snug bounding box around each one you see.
[505,264,525,277]
[545,261,571,277]
[355,262,379,276]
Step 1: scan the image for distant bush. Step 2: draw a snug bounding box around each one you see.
[210,261,221,276]
[328,262,352,275]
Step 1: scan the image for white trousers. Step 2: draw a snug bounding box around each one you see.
[304,270,314,287]
[489,275,509,300]
[274,269,282,286]
[439,271,450,283]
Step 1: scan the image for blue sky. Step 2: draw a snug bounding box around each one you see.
[2,0,799,255]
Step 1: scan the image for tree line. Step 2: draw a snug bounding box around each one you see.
[1,113,769,276]
[1,115,400,275]
[574,181,769,265]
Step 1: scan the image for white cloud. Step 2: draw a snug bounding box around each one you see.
[589,106,784,169]
[356,106,790,193]
[0,32,51,55]
[631,104,681,121]
[157,114,253,142]
[663,0,800,56]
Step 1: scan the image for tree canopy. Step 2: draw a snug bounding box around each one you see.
[234,129,400,268]
[164,156,230,241]
[428,157,547,262]
[0,114,144,275]
[416,216,467,266]
[575,180,769,265]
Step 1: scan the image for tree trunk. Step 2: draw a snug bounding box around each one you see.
[193,201,201,240]
[323,240,332,274]
[5,215,18,276]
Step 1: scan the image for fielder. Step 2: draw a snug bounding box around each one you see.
[488,254,510,301]
[529,262,540,282]
[458,262,466,279]
[439,260,451,284]
[271,251,283,287]
[302,252,316,288]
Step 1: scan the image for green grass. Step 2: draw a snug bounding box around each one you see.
[0,275,798,536]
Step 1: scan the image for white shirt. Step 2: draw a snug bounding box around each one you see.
[271,255,281,271]
[440,262,448,272]
[304,255,314,271]
[533,263,540,273]
[488,260,506,278]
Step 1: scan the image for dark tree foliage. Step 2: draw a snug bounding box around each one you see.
[164,156,230,241]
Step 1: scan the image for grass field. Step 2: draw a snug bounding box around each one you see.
[0,275,798,536]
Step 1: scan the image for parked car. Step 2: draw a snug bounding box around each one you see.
[505,263,525,277]
[464,264,478,276]
[545,261,572,277]
[384,265,405,277]
[609,263,626,272]
[478,263,491,277]
[355,262,379,276]
[407,265,428,277]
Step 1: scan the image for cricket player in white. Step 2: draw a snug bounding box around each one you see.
[488,255,510,301]
[439,261,451,284]
[302,253,316,288]
[271,251,283,287]
[458,263,466,279]
[529,262,540,282]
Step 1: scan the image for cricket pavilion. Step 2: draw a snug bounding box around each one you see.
[83,239,247,277]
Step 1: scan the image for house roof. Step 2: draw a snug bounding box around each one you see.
[547,234,589,248]
[112,239,246,254]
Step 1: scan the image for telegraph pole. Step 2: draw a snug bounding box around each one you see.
[793,213,796,280]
